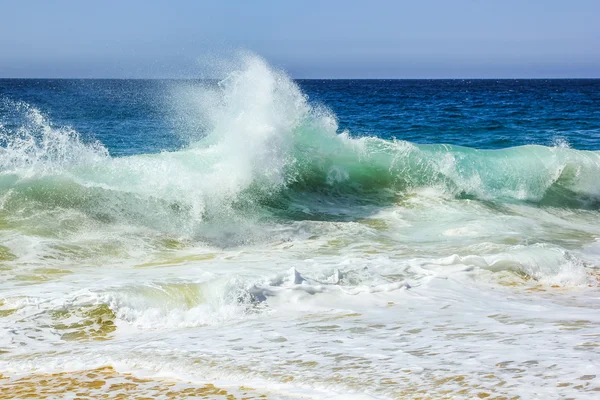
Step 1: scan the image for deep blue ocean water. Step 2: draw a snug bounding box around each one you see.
[1,79,599,156]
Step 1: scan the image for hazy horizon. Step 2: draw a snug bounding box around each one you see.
[1,0,598,79]
[1,77,600,80]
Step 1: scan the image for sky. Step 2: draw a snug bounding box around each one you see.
[0,0,599,78]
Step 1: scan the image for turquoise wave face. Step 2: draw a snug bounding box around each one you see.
[1,57,600,248]
[1,110,600,248]
[0,55,598,258]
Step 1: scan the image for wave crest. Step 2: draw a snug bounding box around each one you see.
[0,100,108,175]
[1,55,600,245]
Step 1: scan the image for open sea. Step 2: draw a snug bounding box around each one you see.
[1,55,599,399]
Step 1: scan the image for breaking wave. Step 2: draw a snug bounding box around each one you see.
[1,55,600,246]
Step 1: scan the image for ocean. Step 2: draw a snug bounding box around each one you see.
[1,55,599,399]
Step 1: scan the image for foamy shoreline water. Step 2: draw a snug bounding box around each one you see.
[1,245,598,399]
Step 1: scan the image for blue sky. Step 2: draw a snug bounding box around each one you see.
[1,0,598,78]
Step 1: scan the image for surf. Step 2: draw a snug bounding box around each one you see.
[1,54,600,400]
[1,55,600,247]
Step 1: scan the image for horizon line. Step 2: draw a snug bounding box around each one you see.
[1,77,600,80]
